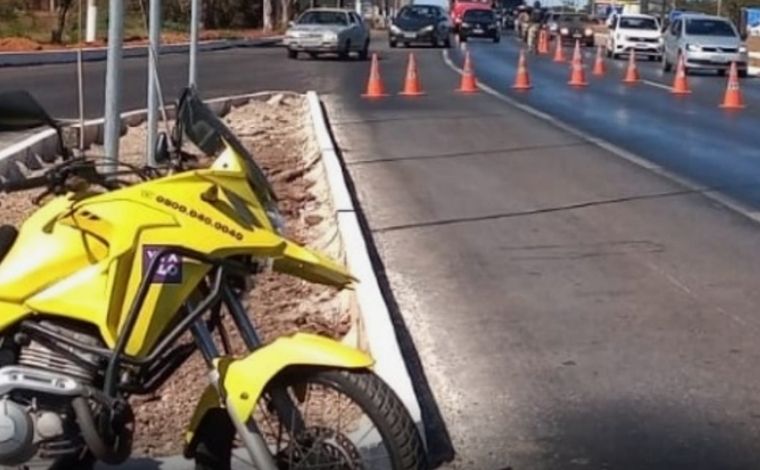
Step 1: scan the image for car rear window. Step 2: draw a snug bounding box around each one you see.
[463,9,494,21]
[619,17,658,30]
[558,14,589,23]
[685,18,736,36]
[298,11,348,25]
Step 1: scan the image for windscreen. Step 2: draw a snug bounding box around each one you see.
[399,5,439,19]
[620,17,658,30]
[686,18,736,36]
[297,11,348,25]
[176,88,281,230]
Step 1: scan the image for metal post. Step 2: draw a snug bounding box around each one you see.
[103,0,125,174]
[189,0,200,87]
[146,0,161,167]
[716,0,722,15]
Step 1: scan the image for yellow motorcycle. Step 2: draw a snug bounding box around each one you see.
[0,88,427,470]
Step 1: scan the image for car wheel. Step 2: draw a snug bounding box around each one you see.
[308,52,318,59]
[493,34,500,43]
[444,36,451,48]
[389,40,397,48]
[339,40,350,60]
[359,40,369,60]
[606,44,612,58]
[717,68,726,77]
[287,49,298,59]
[404,41,411,47]
[431,35,439,48]
[739,69,748,78]
[459,34,467,42]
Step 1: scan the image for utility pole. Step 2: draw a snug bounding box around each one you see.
[85,0,97,43]
[189,0,200,86]
[146,0,161,167]
[103,0,125,174]
[716,0,722,15]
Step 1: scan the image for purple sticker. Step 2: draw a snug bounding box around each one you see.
[142,245,183,284]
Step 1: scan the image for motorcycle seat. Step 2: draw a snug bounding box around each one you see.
[0,225,18,264]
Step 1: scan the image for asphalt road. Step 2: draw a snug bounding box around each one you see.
[326,39,760,469]
[7,33,760,469]
[450,36,760,210]
[0,43,355,119]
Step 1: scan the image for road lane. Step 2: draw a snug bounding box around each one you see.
[450,38,760,212]
[329,42,760,469]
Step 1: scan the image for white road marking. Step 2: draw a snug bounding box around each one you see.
[441,49,760,229]
[641,79,674,91]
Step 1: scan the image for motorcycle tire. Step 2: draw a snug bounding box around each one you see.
[194,368,428,470]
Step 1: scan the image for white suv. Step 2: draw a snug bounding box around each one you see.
[606,14,663,61]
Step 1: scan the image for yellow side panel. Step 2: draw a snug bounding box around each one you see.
[0,300,33,332]
[0,196,105,303]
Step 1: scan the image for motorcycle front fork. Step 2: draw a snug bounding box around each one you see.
[189,283,305,469]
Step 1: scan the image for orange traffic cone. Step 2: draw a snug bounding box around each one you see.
[592,45,606,76]
[568,40,588,87]
[457,51,478,93]
[720,61,745,109]
[399,53,425,96]
[671,54,691,95]
[362,53,388,98]
[553,37,566,62]
[623,51,639,84]
[512,49,532,90]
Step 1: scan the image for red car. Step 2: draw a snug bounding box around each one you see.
[451,0,493,31]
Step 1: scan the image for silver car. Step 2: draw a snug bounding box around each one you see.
[284,8,370,60]
[662,14,748,77]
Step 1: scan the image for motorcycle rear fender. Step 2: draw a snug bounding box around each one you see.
[184,333,373,449]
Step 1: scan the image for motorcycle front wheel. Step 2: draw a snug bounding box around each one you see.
[194,368,428,470]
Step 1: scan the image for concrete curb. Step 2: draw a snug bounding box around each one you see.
[0,36,282,68]
[305,91,425,436]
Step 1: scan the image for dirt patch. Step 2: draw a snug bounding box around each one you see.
[0,93,353,456]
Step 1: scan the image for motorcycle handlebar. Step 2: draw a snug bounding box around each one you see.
[0,175,49,193]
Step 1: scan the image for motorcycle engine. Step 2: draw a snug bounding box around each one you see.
[0,322,101,468]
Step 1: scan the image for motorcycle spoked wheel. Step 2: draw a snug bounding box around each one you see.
[194,369,428,470]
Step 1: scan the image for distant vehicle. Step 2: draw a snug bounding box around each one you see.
[606,13,662,60]
[458,8,501,43]
[662,13,748,77]
[389,4,452,47]
[451,0,492,31]
[548,12,595,46]
[284,8,370,60]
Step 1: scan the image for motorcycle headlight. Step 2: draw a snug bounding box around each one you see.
[686,43,701,52]
[390,24,401,34]
[739,45,748,53]
[322,31,338,42]
[560,27,569,35]
[584,28,593,36]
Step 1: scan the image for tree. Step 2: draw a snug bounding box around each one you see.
[263,0,273,30]
[51,0,74,43]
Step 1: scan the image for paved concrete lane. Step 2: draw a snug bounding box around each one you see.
[329,44,760,469]
[451,38,760,213]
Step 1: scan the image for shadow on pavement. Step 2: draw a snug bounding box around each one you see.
[504,398,760,470]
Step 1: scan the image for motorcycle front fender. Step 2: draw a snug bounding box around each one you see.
[184,332,373,450]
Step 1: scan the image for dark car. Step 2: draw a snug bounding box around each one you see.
[389,5,452,48]
[548,13,595,46]
[459,8,501,42]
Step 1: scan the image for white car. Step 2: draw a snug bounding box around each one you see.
[284,8,370,60]
[606,13,663,60]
